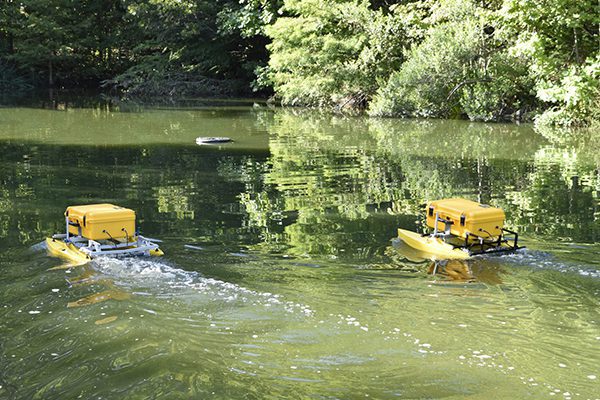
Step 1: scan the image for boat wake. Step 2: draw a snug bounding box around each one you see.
[33,237,314,317]
[91,257,315,316]
[501,248,600,279]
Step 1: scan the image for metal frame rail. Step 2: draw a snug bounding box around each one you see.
[425,213,524,256]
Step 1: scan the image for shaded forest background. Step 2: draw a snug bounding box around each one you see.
[0,0,598,128]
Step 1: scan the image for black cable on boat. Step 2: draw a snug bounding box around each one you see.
[102,229,118,248]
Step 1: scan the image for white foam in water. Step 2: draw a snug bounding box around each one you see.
[28,240,48,253]
[93,257,195,282]
[92,257,314,316]
[503,249,600,279]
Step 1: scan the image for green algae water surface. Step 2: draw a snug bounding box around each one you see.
[0,101,598,399]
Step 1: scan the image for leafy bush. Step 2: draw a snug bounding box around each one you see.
[105,60,245,99]
[369,20,481,118]
[534,56,600,128]
[369,0,537,121]
[501,0,599,128]
[459,51,535,122]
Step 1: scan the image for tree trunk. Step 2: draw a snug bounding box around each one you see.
[48,59,54,87]
[573,28,581,64]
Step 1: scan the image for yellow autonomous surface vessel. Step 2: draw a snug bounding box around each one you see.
[46,204,163,264]
[398,198,523,260]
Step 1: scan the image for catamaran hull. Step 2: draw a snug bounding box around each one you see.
[397,229,471,260]
[397,228,523,260]
[46,237,163,265]
[46,238,92,265]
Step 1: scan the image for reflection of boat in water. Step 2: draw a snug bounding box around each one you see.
[429,259,474,282]
[46,204,163,265]
[390,238,504,284]
[428,259,505,284]
[398,198,523,260]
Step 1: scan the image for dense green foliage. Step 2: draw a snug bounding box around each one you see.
[265,0,598,127]
[369,1,535,121]
[1,0,132,87]
[105,0,277,97]
[0,0,275,96]
[503,0,599,127]
[0,0,598,128]
[264,0,415,108]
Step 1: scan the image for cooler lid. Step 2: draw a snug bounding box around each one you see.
[429,198,504,220]
[66,204,135,223]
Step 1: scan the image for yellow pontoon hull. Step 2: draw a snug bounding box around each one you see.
[397,229,471,260]
[46,237,92,265]
[148,248,164,256]
[46,237,164,265]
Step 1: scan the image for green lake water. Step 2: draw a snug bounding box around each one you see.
[0,101,599,399]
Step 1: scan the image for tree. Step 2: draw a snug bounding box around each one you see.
[500,0,600,127]
[5,0,132,87]
[107,0,280,97]
[369,0,536,121]
[264,0,412,108]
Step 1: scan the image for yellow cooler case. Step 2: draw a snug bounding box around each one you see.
[66,204,135,240]
[426,198,505,239]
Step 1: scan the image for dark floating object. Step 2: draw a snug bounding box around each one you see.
[196,136,232,145]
